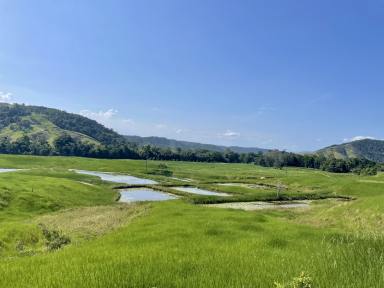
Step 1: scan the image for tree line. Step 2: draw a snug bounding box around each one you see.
[253,150,379,175]
[0,134,380,175]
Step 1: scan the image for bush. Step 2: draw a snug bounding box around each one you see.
[353,167,378,176]
[39,224,71,251]
[275,272,313,288]
[149,163,173,177]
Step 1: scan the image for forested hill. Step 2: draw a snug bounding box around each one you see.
[0,103,267,155]
[317,139,384,163]
[0,103,125,145]
[124,135,268,154]
[0,103,267,161]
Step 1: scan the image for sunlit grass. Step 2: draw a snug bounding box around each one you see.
[0,154,383,287]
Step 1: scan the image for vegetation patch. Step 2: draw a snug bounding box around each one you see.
[39,224,71,251]
[36,204,149,243]
[0,189,12,209]
[148,163,173,177]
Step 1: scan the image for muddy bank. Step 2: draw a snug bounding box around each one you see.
[204,200,311,211]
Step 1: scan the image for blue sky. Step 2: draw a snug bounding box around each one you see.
[0,0,383,151]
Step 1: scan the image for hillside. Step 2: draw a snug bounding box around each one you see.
[0,103,126,145]
[317,139,384,163]
[0,103,268,155]
[0,103,268,160]
[124,135,268,154]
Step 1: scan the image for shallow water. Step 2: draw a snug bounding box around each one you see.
[206,201,310,211]
[170,177,193,182]
[119,188,177,203]
[172,187,229,196]
[216,183,243,186]
[216,183,272,189]
[73,170,158,185]
[0,168,19,173]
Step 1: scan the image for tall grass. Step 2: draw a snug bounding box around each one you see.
[0,155,383,287]
[0,201,383,287]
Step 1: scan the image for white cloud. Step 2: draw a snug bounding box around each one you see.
[343,136,376,143]
[0,91,13,103]
[78,109,248,146]
[79,108,135,133]
[220,130,241,138]
[155,124,167,129]
[80,108,118,120]
[122,118,135,125]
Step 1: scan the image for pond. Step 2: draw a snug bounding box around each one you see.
[216,183,243,186]
[0,168,19,173]
[119,188,177,203]
[73,170,158,185]
[205,201,310,211]
[172,187,229,197]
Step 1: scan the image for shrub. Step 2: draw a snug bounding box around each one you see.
[39,224,71,251]
[149,163,173,177]
[353,166,378,176]
[274,272,313,288]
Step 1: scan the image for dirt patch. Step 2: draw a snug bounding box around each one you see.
[36,204,148,242]
[204,201,311,211]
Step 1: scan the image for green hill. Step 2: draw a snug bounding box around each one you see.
[0,103,267,157]
[317,139,384,163]
[0,103,126,146]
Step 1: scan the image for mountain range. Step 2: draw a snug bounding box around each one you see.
[0,103,383,162]
[124,135,267,154]
[0,103,266,154]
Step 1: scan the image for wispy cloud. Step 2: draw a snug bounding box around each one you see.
[307,92,333,106]
[78,109,271,148]
[343,136,376,143]
[80,108,118,120]
[155,123,167,129]
[230,106,276,122]
[79,108,135,133]
[255,106,275,115]
[219,130,241,139]
[0,91,13,103]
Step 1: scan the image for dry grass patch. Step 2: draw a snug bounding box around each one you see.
[35,203,149,243]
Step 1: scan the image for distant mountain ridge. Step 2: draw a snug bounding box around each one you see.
[317,139,384,163]
[124,135,268,154]
[2,103,384,164]
[0,103,268,154]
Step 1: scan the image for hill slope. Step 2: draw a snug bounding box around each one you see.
[317,139,384,163]
[0,103,125,145]
[124,135,268,154]
[0,103,267,156]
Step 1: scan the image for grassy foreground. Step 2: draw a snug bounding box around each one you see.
[0,154,383,287]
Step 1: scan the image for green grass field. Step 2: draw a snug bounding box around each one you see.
[0,154,383,287]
